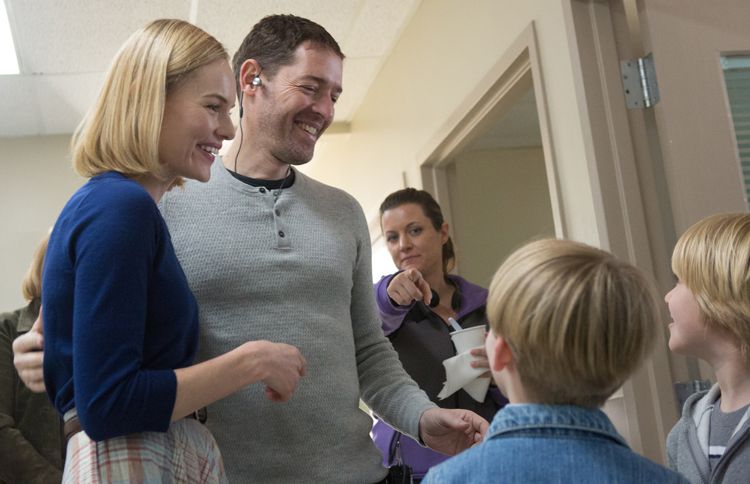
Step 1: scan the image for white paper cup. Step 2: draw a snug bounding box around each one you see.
[450,325,485,353]
[450,325,490,402]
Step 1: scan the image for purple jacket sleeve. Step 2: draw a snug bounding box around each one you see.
[373,273,416,336]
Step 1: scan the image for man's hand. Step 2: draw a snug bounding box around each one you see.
[419,408,488,456]
[386,269,432,306]
[12,311,46,393]
[251,341,307,402]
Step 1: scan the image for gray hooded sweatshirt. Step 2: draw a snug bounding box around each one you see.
[667,384,750,483]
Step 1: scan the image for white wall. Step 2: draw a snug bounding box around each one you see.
[0,135,83,311]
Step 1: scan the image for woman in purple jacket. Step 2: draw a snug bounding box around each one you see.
[372,188,506,481]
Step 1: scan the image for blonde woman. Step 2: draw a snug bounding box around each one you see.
[42,19,305,482]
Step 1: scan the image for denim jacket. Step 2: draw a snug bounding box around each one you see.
[423,404,688,484]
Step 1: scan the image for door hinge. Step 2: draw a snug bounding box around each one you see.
[620,52,660,109]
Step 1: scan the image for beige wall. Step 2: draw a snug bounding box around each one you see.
[0,135,83,311]
[307,0,603,247]
[447,147,555,288]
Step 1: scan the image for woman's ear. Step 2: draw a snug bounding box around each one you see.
[440,222,450,244]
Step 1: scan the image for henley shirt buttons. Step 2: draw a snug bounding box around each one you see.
[278,231,285,238]
[259,187,266,194]
[275,209,281,216]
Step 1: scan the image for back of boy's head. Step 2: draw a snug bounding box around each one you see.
[672,212,750,358]
[487,239,659,408]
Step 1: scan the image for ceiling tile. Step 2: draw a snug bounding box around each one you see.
[1,0,419,137]
[344,0,420,58]
[195,0,361,58]
[8,0,189,74]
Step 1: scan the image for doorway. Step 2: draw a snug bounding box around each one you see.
[443,87,555,286]
[420,23,562,286]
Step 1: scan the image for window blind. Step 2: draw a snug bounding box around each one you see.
[722,55,750,208]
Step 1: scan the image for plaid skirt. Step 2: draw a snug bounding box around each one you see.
[63,418,227,483]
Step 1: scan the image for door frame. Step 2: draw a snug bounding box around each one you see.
[563,0,712,463]
[418,22,565,241]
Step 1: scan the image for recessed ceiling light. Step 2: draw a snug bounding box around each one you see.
[0,0,20,75]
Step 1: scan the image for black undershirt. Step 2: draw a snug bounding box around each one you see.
[227,168,296,189]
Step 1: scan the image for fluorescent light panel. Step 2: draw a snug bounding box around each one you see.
[0,0,19,75]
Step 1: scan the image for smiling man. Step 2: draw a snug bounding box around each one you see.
[159,15,488,483]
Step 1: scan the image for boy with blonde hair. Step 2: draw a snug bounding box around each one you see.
[424,239,686,483]
[666,213,750,483]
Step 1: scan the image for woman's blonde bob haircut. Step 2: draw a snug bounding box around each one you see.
[487,239,659,408]
[21,233,50,302]
[672,213,750,358]
[72,19,227,181]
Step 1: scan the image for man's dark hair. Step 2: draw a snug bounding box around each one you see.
[232,14,345,98]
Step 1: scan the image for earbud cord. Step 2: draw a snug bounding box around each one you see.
[234,91,244,174]
[277,164,292,192]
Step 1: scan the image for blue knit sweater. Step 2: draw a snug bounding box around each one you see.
[42,171,199,441]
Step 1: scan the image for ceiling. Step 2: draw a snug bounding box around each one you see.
[466,88,542,152]
[0,0,420,138]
